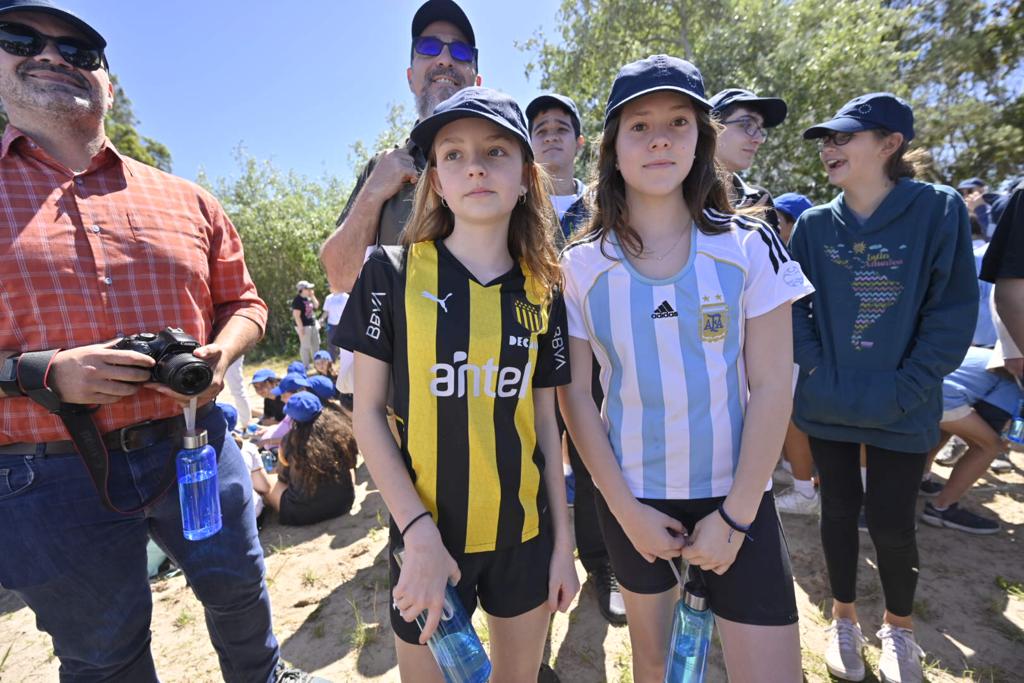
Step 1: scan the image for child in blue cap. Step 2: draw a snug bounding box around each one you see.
[558,55,812,682]
[336,86,578,680]
[791,93,977,683]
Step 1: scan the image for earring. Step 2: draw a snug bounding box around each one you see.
[519,193,527,205]
[440,195,448,208]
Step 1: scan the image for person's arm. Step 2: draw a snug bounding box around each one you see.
[534,387,580,612]
[319,151,419,293]
[251,467,272,496]
[352,352,458,643]
[292,308,304,335]
[681,304,793,574]
[995,279,1024,355]
[557,337,685,563]
[787,220,823,372]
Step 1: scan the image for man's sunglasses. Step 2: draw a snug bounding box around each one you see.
[413,36,476,64]
[0,22,105,71]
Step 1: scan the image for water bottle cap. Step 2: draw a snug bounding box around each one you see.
[182,429,208,449]
[683,580,708,611]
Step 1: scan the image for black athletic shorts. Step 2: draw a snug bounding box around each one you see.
[278,478,354,526]
[974,399,1011,435]
[388,521,552,645]
[596,491,798,626]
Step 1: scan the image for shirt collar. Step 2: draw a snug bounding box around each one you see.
[1,125,134,177]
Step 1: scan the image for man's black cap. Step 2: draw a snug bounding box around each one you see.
[412,0,475,47]
[0,0,106,48]
[803,92,915,141]
[709,88,788,128]
[526,94,582,137]
[604,54,710,128]
[411,86,532,159]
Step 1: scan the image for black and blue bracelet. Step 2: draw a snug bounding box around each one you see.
[400,510,432,539]
[718,503,754,543]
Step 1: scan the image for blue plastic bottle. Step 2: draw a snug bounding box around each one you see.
[176,430,222,540]
[1007,399,1024,445]
[664,579,714,683]
[393,548,491,683]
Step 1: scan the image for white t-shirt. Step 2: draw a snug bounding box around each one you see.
[550,178,586,221]
[240,440,265,517]
[323,292,350,326]
[561,209,814,499]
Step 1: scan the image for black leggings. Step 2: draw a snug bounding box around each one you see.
[809,437,926,617]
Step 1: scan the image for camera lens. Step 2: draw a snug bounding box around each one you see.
[156,354,213,395]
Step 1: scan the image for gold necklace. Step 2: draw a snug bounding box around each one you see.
[643,229,686,261]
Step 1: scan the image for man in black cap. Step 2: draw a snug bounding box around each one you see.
[526,93,588,242]
[709,88,788,231]
[320,0,481,293]
[0,2,322,681]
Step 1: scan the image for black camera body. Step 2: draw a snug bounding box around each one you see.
[115,327,213,396]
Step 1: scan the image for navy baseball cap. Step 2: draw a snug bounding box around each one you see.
[604,55,710,127]
[284,392,322,424]
[313,350,331,362]
[272,373,311,397]
[250,368,278,384]
[216,402,239,433]
[0,0,106,48]
[526,94,582,137]
[411,87,532,158]
[803,92,915,141]
[287,361,306,375]
[307,375,337,402]
[956,177,985,191]
[773,193,814,221]
[412,0,475,47]
[709,88,788,128]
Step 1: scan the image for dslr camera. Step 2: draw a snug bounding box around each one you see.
[115,327,213,396]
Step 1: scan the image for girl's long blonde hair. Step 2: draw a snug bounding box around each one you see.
[401,139,562,301]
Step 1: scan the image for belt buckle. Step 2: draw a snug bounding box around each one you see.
[119,419,155,452]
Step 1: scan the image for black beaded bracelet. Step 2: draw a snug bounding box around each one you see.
[400,510,432,539]
[717,503,754,543]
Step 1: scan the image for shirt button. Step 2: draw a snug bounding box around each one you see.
[104,277,113,285]
[91,225,101,233]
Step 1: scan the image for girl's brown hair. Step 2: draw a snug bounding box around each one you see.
[280,407,357,496]
[401,135,562,301]
[874,129,930,181]
[582,96,736,257]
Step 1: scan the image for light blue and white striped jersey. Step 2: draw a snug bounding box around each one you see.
[562,210,815,499]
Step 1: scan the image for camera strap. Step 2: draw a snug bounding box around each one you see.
[16,350,177,514]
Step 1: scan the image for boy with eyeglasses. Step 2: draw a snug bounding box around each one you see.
[710,88,788,232]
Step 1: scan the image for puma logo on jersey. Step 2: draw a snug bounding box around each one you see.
[366,291,386,340]
[430,351,532,398]
[422,290,453,313]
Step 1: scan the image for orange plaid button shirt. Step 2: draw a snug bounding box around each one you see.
[0,126,268,444]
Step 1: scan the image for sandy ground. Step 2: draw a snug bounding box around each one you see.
[2,364,1023,682]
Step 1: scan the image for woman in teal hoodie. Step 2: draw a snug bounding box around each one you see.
[789,93,976,683]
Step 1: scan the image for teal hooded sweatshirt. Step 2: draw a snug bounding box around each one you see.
[788,178,978,452]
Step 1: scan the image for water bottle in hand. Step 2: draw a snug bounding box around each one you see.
[664,579,714,683]
[393,548,491,683]
[1007,399,1024,445]
[177,430,222,541]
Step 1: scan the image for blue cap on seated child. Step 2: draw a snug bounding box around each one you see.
[217,402,238,432]
[287,361,307,375]
[313,350,331,362]
[284,392,322,423]
[272,373,312,397]
[307,375,337,403]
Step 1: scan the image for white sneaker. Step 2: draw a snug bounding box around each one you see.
[775,487,820,515]
[877,624,924,683]
[824,618,866,681]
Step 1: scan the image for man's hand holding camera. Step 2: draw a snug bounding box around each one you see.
[145,342,226,407]
[49,340,156,405]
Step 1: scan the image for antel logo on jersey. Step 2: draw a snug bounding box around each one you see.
[365,291,386,340]
[430,351,532,398]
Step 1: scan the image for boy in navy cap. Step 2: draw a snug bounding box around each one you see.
[710,88,788,231]
[526,93,589,241]
[773,192,813,244]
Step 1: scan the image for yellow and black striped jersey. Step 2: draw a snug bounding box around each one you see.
[337,240,570,553]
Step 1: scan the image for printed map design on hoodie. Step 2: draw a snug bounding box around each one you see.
[822,241,906,350]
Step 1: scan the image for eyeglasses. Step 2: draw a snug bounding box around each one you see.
[0,22,104,71]
[721,116,768,141]
[413,36,476,64]
[816,132,856,149]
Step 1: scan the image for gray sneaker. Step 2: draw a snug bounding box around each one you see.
[775,487,821,515]
[275,661,331,683]
[990,456,1012,473]
[921,502,1000,534]
[824,618,866,681]
[934,437,968,466]
[877,624,924,683]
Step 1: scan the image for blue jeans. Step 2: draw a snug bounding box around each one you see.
[0,406,279,682]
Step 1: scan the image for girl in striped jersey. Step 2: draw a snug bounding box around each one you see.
[558,56,814,682]
[341,87,578,682]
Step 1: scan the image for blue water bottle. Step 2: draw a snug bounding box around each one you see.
[1007,399,1024,445]
[664,571,714,682]
[176,430,222,541]
[393,548,491,683]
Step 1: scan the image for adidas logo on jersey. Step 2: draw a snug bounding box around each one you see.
[651,301,678,319]
[430,351,532,399]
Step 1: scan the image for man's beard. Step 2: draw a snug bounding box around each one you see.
[1,62,103,122]
[415,66,466,120]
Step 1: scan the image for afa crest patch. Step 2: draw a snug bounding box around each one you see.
[699,302,729,342]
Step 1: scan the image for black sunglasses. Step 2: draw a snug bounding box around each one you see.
[816,132,857,149]
[413,35,476,64]
[0,22,104,71]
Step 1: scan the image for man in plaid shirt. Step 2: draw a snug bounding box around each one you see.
[0,2,318,681]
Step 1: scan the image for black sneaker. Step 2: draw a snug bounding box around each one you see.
[921,502,1000,535]
[589,563,627,626]
[274,660,331,683]
[918,478,944,497]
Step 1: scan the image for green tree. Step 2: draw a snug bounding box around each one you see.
[347,102,415,171]
[0,74,172,171]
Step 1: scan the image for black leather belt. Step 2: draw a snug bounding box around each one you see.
[0,402,215,457]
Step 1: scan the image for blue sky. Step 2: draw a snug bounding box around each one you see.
[60,0,563,183]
